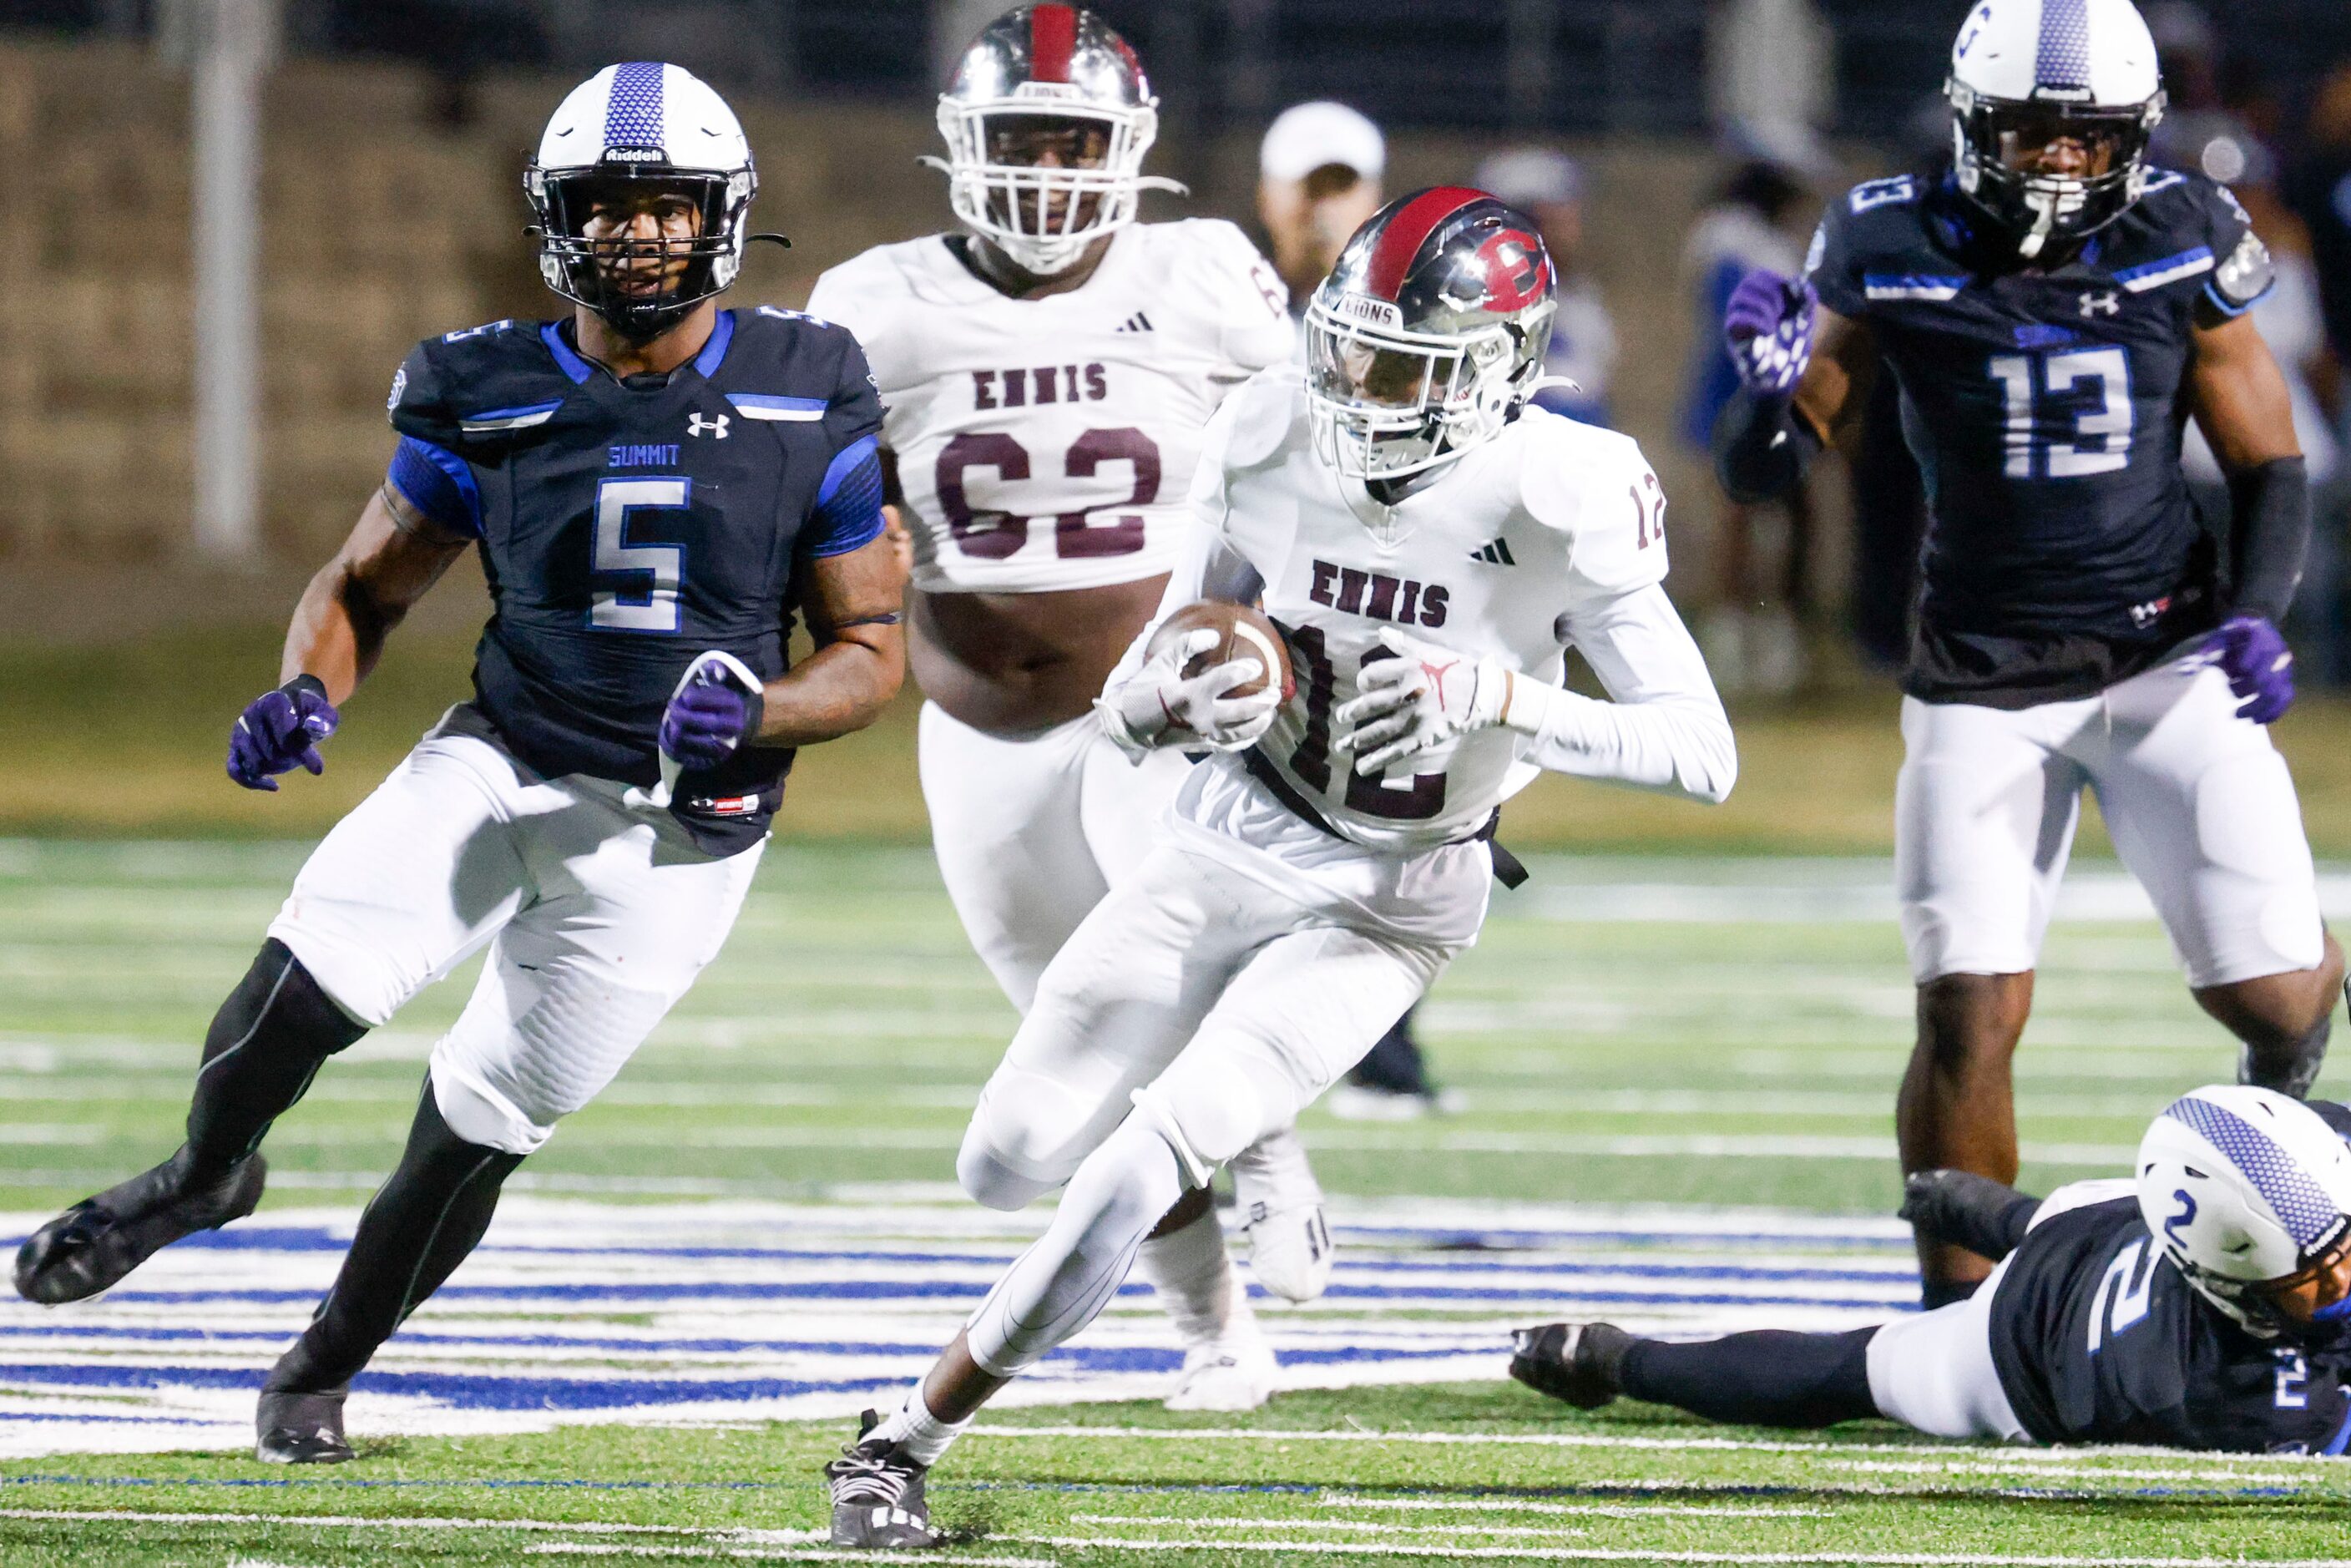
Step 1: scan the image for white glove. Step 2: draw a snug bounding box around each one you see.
[1098,627,1282,760]
[1334,628,1517,774]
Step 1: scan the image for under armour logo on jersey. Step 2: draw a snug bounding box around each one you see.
[687,413,730,439]
[1469,536,1517,566]
[1114,311,1155,333]
[2080,290,2121,318]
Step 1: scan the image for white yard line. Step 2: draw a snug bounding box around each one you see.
[1009,1538,2351,1566]
[1070,1513,1590,1538]
[523,1548,1055,1566]
[1322,1495,1828,1518]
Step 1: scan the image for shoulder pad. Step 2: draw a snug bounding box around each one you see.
[1517,418,1670,597]
[388,320,568,449]
[2107,169,2265,307]
[1808,180,1954,317]
[1216,367,1301,473]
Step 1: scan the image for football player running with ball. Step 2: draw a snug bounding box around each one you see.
[1515,1086,2351,1455]
[806,4,1327,1411]
[821,189,1736,1549]
[1716,0,2346,1308]
[12,64,904,1461]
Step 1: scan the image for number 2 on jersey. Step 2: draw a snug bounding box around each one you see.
[1287,625,1449,821]
[934,427,1160,559]
[1990,346,2133,481]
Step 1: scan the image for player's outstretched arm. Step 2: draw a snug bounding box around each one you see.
[227,486,471,792]
[284,486,474,703]
[1715,298,1876,503]
[2187,310,2309,723]
[753,534,907,746]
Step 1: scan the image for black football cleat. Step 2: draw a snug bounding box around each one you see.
[13,1147,266,1305]
[825,1409,942,1550]
[255,1388,354,1464]
[1509,1321,1632,1409]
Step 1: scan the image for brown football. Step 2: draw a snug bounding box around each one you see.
[1146,601,1296,703]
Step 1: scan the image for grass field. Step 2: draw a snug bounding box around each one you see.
[5,837,2348,1564]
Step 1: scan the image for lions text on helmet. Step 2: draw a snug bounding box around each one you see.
[526,62,769,339]
[1948,0,2166,259]
[1304,187,1562,518]
[925,3,1183,279]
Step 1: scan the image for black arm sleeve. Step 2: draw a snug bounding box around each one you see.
[2225,456,2310,623]
[1713,388,1823,504]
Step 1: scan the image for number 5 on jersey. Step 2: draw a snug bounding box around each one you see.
[591,478,689,632]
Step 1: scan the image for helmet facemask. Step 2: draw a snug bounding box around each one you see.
[1949,82,2164,260]
[1304,291,1550,490]
[528,164,755,340]
[932,93,1162,276]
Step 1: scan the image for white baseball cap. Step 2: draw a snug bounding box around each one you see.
[1259,100,1385,184]
[1476,147,1585,210]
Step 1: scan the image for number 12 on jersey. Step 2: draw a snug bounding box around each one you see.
[1989,346,2134,481]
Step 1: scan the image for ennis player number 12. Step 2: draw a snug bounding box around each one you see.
[1288,625,1448,822]
[936,427,1160,559]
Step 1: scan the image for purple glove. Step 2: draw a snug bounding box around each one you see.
[660,668,760,770]
[1723,270,1818,399]
[2206,615,2296,725]
[226,677,339,792]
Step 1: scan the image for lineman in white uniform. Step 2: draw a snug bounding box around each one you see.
[805,3,1322,1413]
[822,185,1735,1550]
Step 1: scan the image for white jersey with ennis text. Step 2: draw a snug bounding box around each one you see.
[1191,369,1676,853]
[805,219,1295,594]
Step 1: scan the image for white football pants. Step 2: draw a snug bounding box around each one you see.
[918,701,1196,1013]
[1896,652,2323,987]
[269,705,762,1154]
[1865,1179,2131,1441]
[958,757,1489,1210]
[960,761,1489,1374]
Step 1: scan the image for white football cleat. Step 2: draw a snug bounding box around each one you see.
[1165,1336,1277,1412]
[1230,1126,1335,1303]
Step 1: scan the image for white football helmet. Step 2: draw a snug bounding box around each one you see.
[1946,0,2166,258]
[928,3,1181,276]
[2136,1085,2351,1339]
[525,63,761,337]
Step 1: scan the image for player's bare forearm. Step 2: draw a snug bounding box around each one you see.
[756,533,906,745]
[1794,307,1875,443]
[281,487,470,703]
[2188,311,2301,470]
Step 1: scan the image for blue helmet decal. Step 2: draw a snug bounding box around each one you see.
[2035,0,2094,93]
[604,61,666,149]
[2165,1096,2342,1252]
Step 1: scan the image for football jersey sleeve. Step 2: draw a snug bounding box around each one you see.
[1521,421,1672,605]
[2200,181,2276,317]
[802,256,906,395]
[1182,220,1297,381]
[1804,182,1876,321]
[385,339,463,450]
[801,336,888,558]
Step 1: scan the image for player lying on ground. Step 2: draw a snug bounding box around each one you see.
[819,187,1737,1549]
[1713,0,2345,1308]
[804,3,1328,1411]
[1515,1085,2351,1454]
[12,63,903,1463]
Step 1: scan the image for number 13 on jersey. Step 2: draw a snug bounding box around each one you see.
[1989,346,2134,481]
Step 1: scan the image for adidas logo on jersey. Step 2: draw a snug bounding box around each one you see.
[1469,537,1517,566]
[1114,311,1155,333]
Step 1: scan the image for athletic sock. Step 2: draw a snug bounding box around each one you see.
[1620,1328,1878,1429]
[185,939,368,1183]
[265,1079,523,1393]
[869,1380,969,1468]
[1135,1205,1256,1348]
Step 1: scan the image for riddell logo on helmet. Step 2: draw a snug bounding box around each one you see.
[603,146,667,163]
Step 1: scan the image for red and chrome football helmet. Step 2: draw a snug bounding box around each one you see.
[1305,187,1559,486]
[927,3,1181,276]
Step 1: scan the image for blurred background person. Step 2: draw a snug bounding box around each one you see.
[1680,127,1827,697]
[1256,100,1383,320]
[1476,146,1615,428]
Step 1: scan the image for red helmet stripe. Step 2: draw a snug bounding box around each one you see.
[1029,3,1079,84]
[1363,186,1486,302]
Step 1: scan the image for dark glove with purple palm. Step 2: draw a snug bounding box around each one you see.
[660,665,763,771]
[2206,615,2295,725]
[226,676,340,792]
[1723,270,1818,400]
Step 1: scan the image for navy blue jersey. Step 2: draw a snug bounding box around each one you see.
[384,307,884,854]
[1988,1196,2351,1454]
[1809,168,2273,707]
